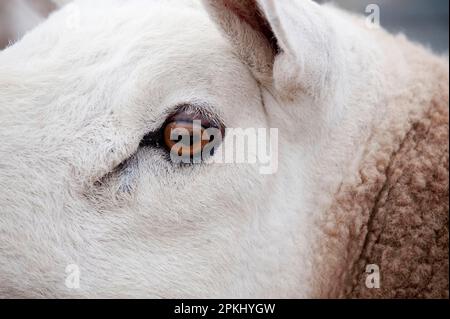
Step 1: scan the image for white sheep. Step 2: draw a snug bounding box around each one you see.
[0,0,447,298]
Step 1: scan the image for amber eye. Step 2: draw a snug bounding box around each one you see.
[163,120,209,157]
[162,110,223,162]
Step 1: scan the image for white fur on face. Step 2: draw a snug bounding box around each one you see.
[0,0,292,298]
[0,0,416,298]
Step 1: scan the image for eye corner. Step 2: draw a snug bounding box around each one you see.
[139,130,163,148]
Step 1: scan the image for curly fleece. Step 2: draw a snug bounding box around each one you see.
[312,33,449,298]
[348,83,449,299]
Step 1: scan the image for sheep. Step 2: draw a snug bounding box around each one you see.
[0,0,447,298]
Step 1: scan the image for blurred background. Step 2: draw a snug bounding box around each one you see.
[0,0,55,49]
[317,0,449,53]
[0,0,449,52]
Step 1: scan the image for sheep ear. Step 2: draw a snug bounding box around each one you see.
[202,0,337,98]
[202,0,277,83]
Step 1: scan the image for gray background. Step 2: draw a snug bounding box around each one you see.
[316,0,449,53]
[0,0,449,53]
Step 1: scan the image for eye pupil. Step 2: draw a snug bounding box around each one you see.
[157,109,225,164]
[163,120,207,159]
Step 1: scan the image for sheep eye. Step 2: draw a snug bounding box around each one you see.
[162,111,223,162]
[164,121,208,157]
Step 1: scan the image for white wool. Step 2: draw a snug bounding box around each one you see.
[0,0,446,298]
